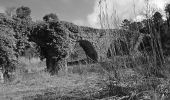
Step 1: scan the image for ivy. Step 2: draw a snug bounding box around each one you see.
[30,20,69,60]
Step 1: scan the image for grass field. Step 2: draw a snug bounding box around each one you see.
[1,57,170,100]
[0,57,110,100]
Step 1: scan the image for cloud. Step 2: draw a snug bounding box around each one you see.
[87,1,100,28]
[87,0,170,28]
[150,0,169,10]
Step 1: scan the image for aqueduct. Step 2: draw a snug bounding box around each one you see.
[30,20,149,74]
[63,21,143,63]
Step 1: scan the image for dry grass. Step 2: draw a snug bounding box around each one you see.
[0,57,111,100]
[1,55,170,100]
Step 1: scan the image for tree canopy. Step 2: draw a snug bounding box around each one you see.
[0,14,17,73]
[43,13,59,22]
[0,6,33,78]
[16,6,31,19]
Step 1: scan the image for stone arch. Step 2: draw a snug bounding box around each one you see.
[77,40,98,63]
[107,39,129,58]
[67,40,98,66]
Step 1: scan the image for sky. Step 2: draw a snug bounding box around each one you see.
[0,0,170,28]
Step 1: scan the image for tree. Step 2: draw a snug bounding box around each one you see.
[144,12,165,76]
[165,4,170,16]
[43,13,59,22]
[153,12,162,20]
[16,6,31,19]
[121,19,143,32]
[0,14,17,82]
[0,7,34,81]
[12,6,33,56]
[30,19,69,75]
[121,19,130,30]
[129,22,143,31]
[152,12,163,31]
[165,4,170,26]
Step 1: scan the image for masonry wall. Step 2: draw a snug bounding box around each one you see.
[62,21,141,62]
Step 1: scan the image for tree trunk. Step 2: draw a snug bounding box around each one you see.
[46,57,62,75]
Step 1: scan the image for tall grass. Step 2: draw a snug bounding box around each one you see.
[2,1,170,99]
[96,0,170,99]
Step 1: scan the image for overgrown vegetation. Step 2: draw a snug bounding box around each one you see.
[1,1,170,100]
[30,16,69,74]
[0,16,17,81]
[97,0,170,99]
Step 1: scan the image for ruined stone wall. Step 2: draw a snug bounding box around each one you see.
[62,21,141,62]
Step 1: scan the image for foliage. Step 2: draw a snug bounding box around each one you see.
[121,10,170,53]
[62,21,80,33]
[119,7,170,79]
[2,3,170,100]
[43,13,59,22]
[121,19,143,32]
[165,4,170,27]
[153,12,162,21]
[0,6,33,77]
[0,13,15,28]
[0,20,17,73]
[121,19,131,30]
[30,19,69,74]
[31,21,69,59]
[16,6,31,19]
[165,4,170,15]
[12,6,33,56]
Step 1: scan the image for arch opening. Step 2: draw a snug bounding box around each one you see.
[67,40,98,66]
[78,40,98,63]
